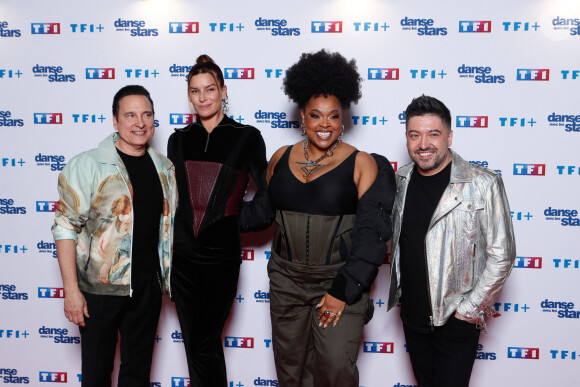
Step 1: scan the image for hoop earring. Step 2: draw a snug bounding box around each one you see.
[221,96,229,114]
[300,122,306,136]
[338,124,344,143]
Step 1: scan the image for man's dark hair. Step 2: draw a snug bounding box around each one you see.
[112,85,154,118]
[405,95,451,131]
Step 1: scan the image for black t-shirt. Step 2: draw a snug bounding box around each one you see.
[399,162,451,332]
[117,148,163,278]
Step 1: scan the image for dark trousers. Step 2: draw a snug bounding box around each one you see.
[403,315,481,387]
[268,255,371,387]
[172,254,240,387]
[79,273,162,387]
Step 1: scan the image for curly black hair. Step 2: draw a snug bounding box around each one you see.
[283,49,362,109]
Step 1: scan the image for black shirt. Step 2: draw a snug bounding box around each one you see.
[399,162,451,332]
[117,148,163,278]
[269,146,359,215]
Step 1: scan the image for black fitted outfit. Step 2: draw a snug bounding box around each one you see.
[267,146,395,387]
[400,164,480,387]
[167,116,267,387]
[80,149,163,387]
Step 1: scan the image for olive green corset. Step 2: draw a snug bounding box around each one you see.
[272,210,356,266]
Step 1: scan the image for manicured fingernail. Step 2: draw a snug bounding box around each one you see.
[319,322,323,327]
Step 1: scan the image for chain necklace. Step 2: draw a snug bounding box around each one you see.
[296,138,341,182]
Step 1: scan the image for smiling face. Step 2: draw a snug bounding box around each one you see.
[188,72,226,122]
[301,94,343,153]
[406,114,453,176]
[113,95,155,156]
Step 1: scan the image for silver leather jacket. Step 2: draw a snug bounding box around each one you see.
[387,150,516,331]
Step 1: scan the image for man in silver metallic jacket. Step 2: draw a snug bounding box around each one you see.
[387,95,516,387]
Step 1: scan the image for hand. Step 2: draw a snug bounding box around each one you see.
[316,293,346,329]
[64,289,89,327]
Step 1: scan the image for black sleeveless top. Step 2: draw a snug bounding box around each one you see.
[269,146,359,215]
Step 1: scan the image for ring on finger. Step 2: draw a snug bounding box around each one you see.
[337,311,342,316]
[324,310,331,317]
[329,312,337,316]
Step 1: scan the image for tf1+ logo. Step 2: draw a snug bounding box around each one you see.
[86,68,115,79]
[508,347,539,359]
[36,201,58,212]
[34,113,62,124]
[363,342,394,353]
[459,21,491,32]
[224,68,254,79]
[31,23,60,34]
[38,287,64,298]
[514,256,542,268]
[169,22,199,33]
[70,24,104,33]
[0,329,29,339]
[517,69,549,81]
[224,337,254,348]
[368,68,399,80]
[513,164,545,176]
[311,21,342,33]
[39,372,67,383]
[456,116,488,128]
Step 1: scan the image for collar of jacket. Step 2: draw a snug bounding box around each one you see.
[396,149,474,228]
[96,132,173,171]
[395,149,472,184]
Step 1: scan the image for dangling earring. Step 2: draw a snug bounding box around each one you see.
[337,124,345,144]
[300,121,306,136]
[221,96,229,114]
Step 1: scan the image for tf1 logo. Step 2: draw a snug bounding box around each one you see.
[169,114,196,125]
[171,377,190,387]
[368,68,399,80]
[224,336,254,348]
[513,164,545,176]
[39,372,67,382]
[514,256,542,268]
[363,342,394,353]
[517,69,549,81]
[169,22,199,33]
[311,21,342,33]
[224,68,254,79]
[507,347,539,359]
[34,113,62,124]
[86,68,115,79]
[38,287,65,298]
[36,201,58,212]
[459,21,491,32]
[456,116,488,127]
[31,23,60,34]
[241,249,254,261]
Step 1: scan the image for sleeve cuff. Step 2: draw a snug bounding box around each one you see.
[327,274,347,302]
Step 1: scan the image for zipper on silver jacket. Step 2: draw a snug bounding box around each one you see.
[425,239,435,332]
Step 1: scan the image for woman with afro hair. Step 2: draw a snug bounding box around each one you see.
[265,50,396,386]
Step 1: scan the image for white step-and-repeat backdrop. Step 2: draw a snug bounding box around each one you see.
[1,0,579,385]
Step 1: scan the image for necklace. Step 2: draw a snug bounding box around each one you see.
[296,138,340,182]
